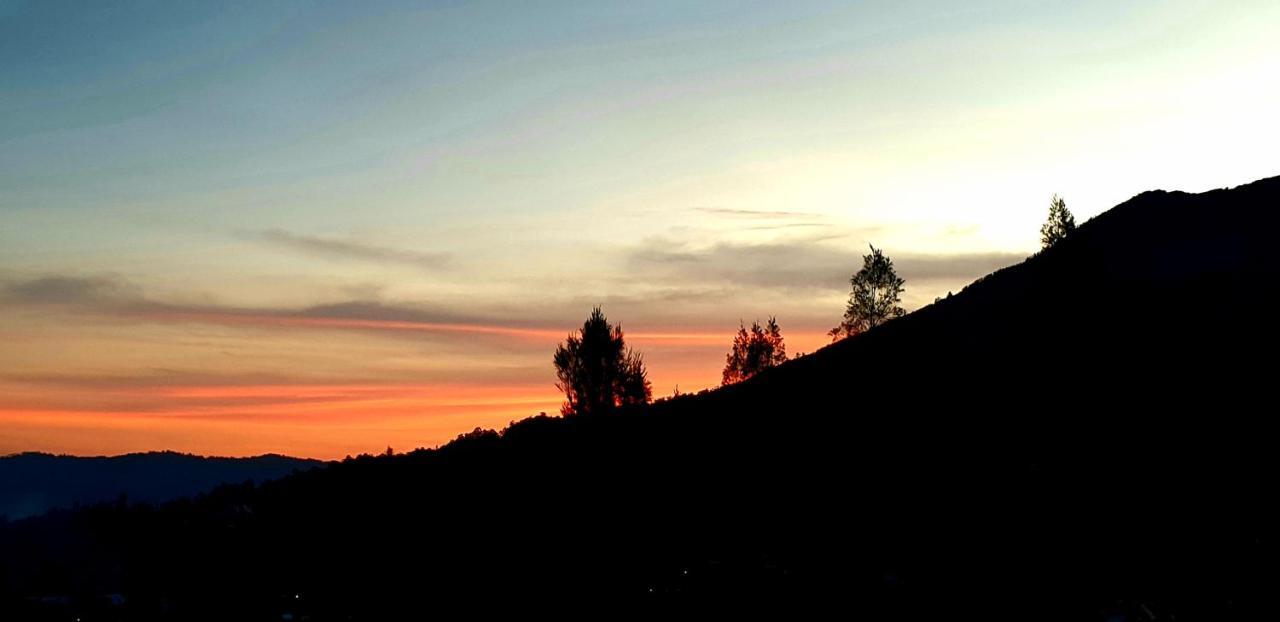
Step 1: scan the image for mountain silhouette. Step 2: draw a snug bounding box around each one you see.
[3,176,1279,619]
[0,451,323,520]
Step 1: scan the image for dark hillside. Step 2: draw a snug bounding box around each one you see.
[3,176,1279,620]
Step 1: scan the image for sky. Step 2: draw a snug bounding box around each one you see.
[2,0,1278,458]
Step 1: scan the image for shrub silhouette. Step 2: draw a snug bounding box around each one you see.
[829,245,906,341]
[722,317,787,385]
[553,306,651,416]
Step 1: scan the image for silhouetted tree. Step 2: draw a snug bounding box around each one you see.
[553,306,652,416]
[722,317,787,385]
[830,245,906,341]
[1040,193,1076,249]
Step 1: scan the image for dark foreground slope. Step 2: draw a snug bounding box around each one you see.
[3,176,1280,620]
[0,452,323,520]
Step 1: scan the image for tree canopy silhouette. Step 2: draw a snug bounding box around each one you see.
[722,317,787,385]
[1040,193,1076,249]
[829,245,906,341]
[553,306,651,416]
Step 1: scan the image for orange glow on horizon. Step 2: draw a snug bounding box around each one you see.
[0,382,564,459]
[0,325,833,458]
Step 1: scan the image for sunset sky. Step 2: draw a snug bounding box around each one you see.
[3,0,1278,458]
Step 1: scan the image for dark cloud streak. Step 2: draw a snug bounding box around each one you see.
[258,229,451,269]
[3,275,143,305]
[1,274,514,332]
[694,207,824,219]
[629,239,1025,290]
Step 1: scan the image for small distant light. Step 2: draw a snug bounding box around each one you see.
[294,594,300,599]
[681,569,689,575]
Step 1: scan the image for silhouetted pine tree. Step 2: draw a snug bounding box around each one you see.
[1040,193,1076,249]
[830,245,906,341]
[553,307,651,416]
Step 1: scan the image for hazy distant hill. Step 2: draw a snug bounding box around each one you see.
[0,451,323,520]
[3,176,1279,619]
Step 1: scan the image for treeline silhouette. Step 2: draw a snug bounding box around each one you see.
[565,194,1072,395]
[3,177,1280,619]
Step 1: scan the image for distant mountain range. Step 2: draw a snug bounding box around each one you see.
[0,451,324,520]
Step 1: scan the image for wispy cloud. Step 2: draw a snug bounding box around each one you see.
[1,274,535,337]
[744,222,830,231]
[2,275,143,305]
[0,274,730,344]
[694,207,824,219]
[258,229,451,269]
[629,238,1025,290]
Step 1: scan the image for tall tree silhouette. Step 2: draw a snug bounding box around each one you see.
[829,245,906,341]
[1040,193,1076,249]
[553,307,652,416]
[722,317,787,385]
